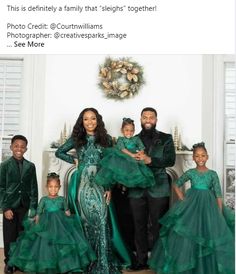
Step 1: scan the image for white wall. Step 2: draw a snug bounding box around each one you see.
[21,54,202,196]
[43,55,202,149]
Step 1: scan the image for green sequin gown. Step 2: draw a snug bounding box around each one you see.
[8,196,96,274]
[95,136,155,188]
[55,136,131,274]
[148,169,235,274]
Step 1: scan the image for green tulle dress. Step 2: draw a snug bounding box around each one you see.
[148,168,235,274]
[95,136,155,188]
[56,136,131,274]
[8,196,96,274]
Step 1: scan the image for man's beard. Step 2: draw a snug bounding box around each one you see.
[141,123,156,133]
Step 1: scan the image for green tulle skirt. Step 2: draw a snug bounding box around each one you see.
[148,188,235,274]
[8,210,96,274]
[95,148,155,188]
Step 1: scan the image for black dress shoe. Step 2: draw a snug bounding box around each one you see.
[126,264,149,272]
[4,265,14,274]
[131,263,149,271]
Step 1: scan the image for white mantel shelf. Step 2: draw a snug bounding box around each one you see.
[44,148,195,196]
[176,150,193,155]
[45,149,194,181]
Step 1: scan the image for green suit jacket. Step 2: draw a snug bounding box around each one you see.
[128,130,176,198]
[0,156,38,212]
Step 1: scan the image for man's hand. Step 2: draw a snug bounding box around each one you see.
[4,209,13,220]
[134,151,152,164]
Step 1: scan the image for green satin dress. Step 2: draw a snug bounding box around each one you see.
[148,169,235,274]
[56,136,131,274]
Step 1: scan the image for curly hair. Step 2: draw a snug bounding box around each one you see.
[121,117,135,129]
[46,172,60,186]
[71,107,110,148]
[192,142,207,154]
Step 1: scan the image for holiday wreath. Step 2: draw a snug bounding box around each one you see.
[98,57,144,100]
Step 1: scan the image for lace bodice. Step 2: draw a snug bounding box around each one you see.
[37,196,68,214]
[175,169,222,198]
[116,136,145,153]
[78,135,103,166]
[55,136,104,166]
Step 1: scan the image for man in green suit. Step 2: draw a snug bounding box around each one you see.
[0,135,38,274]
[129,107,176,270]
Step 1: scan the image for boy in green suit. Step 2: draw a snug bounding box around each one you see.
[0,135,38,274]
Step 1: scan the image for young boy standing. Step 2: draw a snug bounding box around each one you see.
[0,135,38,274]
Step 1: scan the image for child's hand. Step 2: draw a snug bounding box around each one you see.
[4,209,13,220]
[135,151,152,164]
[131,152,138,158]
[65,210,71,216]
[133,152,141,160]
[217,198,223,213]
[173,184,185,201]
[35,215,39,224]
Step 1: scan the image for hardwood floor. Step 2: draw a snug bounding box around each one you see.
[0,249,22,274]
[0,248,155,274]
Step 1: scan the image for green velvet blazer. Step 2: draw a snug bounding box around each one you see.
[128,130,176,198]
[0,156,38,212]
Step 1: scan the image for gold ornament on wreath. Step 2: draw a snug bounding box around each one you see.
[98,57,145,100]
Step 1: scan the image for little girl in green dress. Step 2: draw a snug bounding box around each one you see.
[9,173,96,274]
[95,117,155,189]
[148,142,234,274]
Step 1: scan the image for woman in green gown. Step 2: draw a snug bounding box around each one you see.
[148,142,234,274]
[55,108,131,274]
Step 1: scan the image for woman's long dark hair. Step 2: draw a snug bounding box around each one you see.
[71,108,110,148]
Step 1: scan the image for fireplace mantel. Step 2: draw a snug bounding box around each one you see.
[44,149,195,197]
